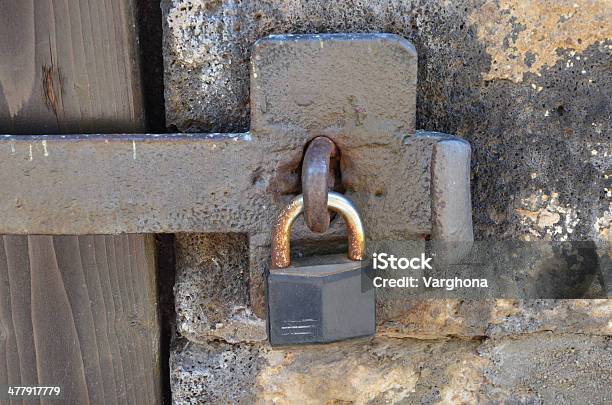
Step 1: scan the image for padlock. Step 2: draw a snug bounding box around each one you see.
[267,191,375,346]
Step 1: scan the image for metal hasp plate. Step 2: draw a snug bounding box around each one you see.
[0,33,473,319]
[268,255,374,346]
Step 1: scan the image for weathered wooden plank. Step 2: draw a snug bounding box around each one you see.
[27,235,91,404]
[0,0,161,404]
[0,235,160,404]
[0,0,144,134]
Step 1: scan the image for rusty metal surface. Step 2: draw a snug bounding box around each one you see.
[271,195,305,269]
[251,34,427,242]
[302,136,337,233]
[271,192,365,269]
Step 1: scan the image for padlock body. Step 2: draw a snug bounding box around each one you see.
[267,254,375,346]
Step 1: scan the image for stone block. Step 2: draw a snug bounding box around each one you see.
[171,333,612,404]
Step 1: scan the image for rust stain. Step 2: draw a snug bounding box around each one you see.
[271,193,365,268]
[271,196,303,269]
[470,0,612,82]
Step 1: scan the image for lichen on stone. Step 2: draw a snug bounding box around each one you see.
[515,190,580,241]
[470,0,612,82]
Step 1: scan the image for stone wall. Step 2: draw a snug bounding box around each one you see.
[162,0,611,403]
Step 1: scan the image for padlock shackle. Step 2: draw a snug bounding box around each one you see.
[271,192,366,269]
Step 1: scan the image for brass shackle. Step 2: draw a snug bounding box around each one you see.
[271,192,366,269]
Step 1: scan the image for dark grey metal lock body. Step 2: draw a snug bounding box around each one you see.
[267,192,375,346]
[267,254,375,346]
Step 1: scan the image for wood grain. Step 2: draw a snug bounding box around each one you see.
[0,0,144,134]
[0,236,160,404]
[0,1,160,404]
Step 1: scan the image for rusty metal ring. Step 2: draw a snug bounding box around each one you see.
[302,136,337,233]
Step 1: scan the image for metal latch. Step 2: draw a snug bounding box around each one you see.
[0,33,473,319]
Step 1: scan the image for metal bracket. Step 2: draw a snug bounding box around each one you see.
[0,34,472,316]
